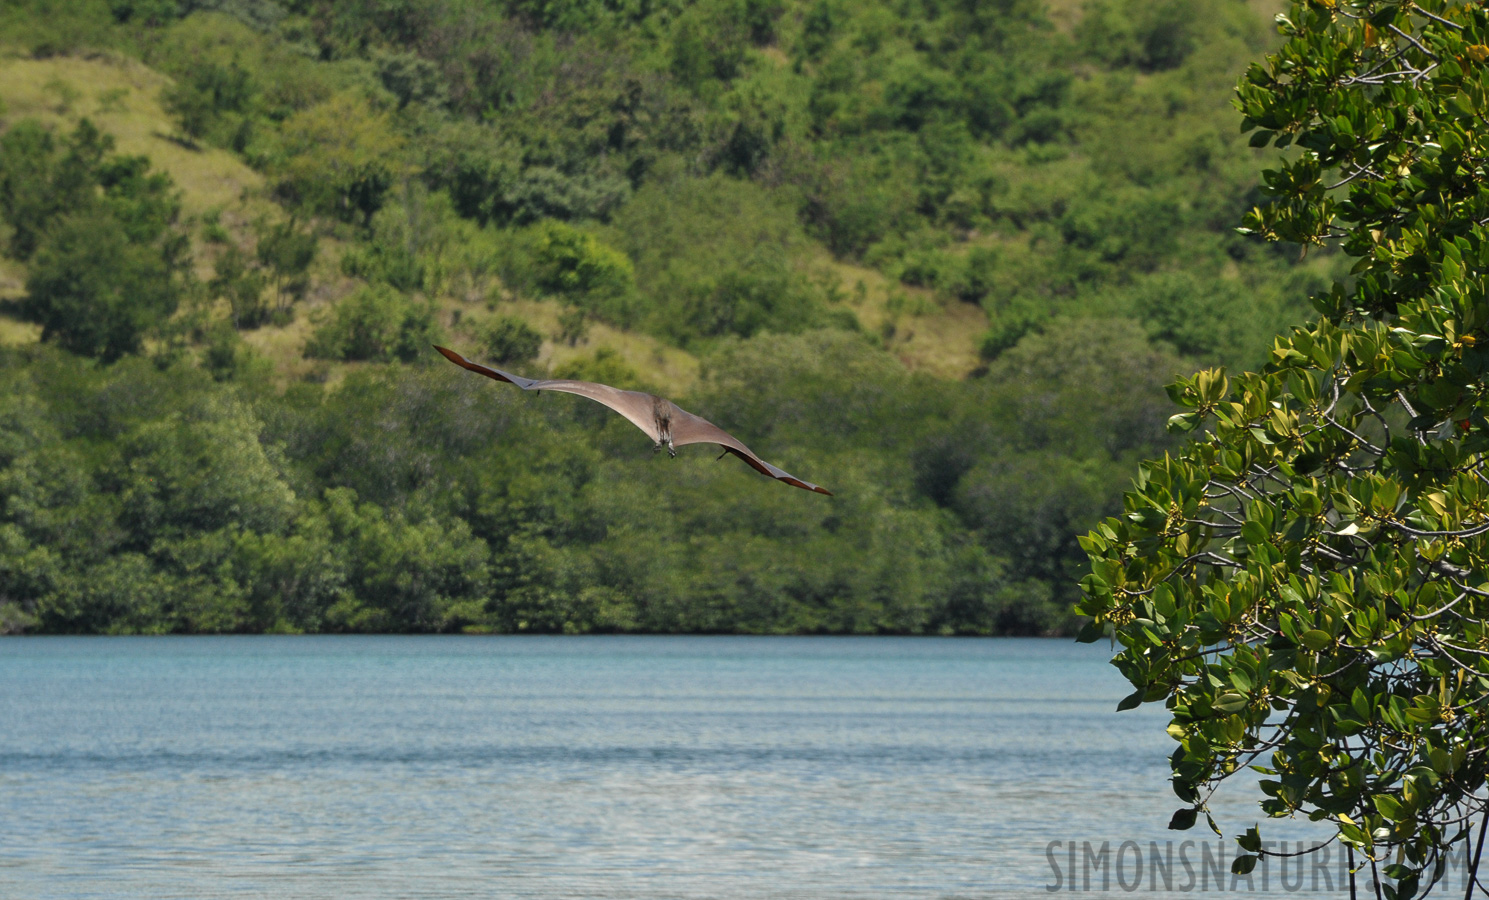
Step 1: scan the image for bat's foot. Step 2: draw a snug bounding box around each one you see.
[667,445,677,459]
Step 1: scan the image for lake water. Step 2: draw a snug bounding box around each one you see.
[0,636,1349,898]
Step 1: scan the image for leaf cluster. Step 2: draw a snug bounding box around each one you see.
[1082,3,1489,894]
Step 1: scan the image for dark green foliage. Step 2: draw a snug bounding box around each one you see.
[0,121,63,259]
[210,244,269,328]
[201,321,265,381]
[115,396,297,541]
[255,218,316,311]
[476,314,543,366]
[374,50,447,109]
[209,216,316,333]
[0,0,123,57]
[0,318,1181,634]
[160,58,255,143]
[341,241,424,291]
[110,0,180,27]
[0,119,187,362]
[315,487,492,631]
[22,212,182,361]
[304,285,443,363]
[0,119,118,259]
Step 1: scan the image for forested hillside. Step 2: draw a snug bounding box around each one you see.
[0,0,1338,634]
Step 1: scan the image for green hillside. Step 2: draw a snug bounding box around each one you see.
[0,0,1338,635]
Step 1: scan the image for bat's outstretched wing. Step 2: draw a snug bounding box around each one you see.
[668,406,833,495]
[435,345,832,495]
[434,345,661,442]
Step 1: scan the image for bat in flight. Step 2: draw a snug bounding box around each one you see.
[434,346,832,495]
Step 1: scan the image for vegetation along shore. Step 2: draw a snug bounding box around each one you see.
[0,0,1336,635]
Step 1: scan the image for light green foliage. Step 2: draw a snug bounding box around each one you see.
[304,284,442,363]
[1080,3,1489,893]
[317,487,492,632]
[551,347,643,390]
[518,220,637,325]
[116,396,296,540]
[269,93,402,224]
[606,172,823,343]
[120,0,1323,368]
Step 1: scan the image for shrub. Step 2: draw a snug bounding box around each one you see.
[476,314,542,367]
[530,221,633,303]
[304,285,443,363]
[23,210,181,362]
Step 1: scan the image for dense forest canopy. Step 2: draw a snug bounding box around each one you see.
[0,0,1337,634]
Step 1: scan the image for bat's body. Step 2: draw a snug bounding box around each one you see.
[434,346,831,495]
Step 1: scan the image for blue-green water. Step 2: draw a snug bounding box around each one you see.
[0,636,1341,898]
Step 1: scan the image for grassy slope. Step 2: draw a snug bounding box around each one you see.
[0,54,261,216]
[0,0,1291,384]
[0,47,991,388]
[0,52,270,336]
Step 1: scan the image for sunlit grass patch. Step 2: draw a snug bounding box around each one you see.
[0,53,267,219]
[0,315,41,346]
[0,256,34,348]
[236,302,325,383]
[819,254,987,380]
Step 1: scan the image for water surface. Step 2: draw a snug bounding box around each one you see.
[0,636,1340,898]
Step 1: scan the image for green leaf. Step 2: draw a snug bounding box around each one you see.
[1167,412,1201,432]
[1128,507,1167,530]
[1427,746,1452,774]
[1213,692,1249,713]
[1168,808,1198,831]
[1116,688,1145,711]
[1074,620,1105,644]
[1338,821,1366,846]
[1373,795,1405,822]
[1241,521,1269,545]
[1440,128,1463,157]
[1231,854,1258,875]
[1237,826,1262,852]
[1300,629,1332,652]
